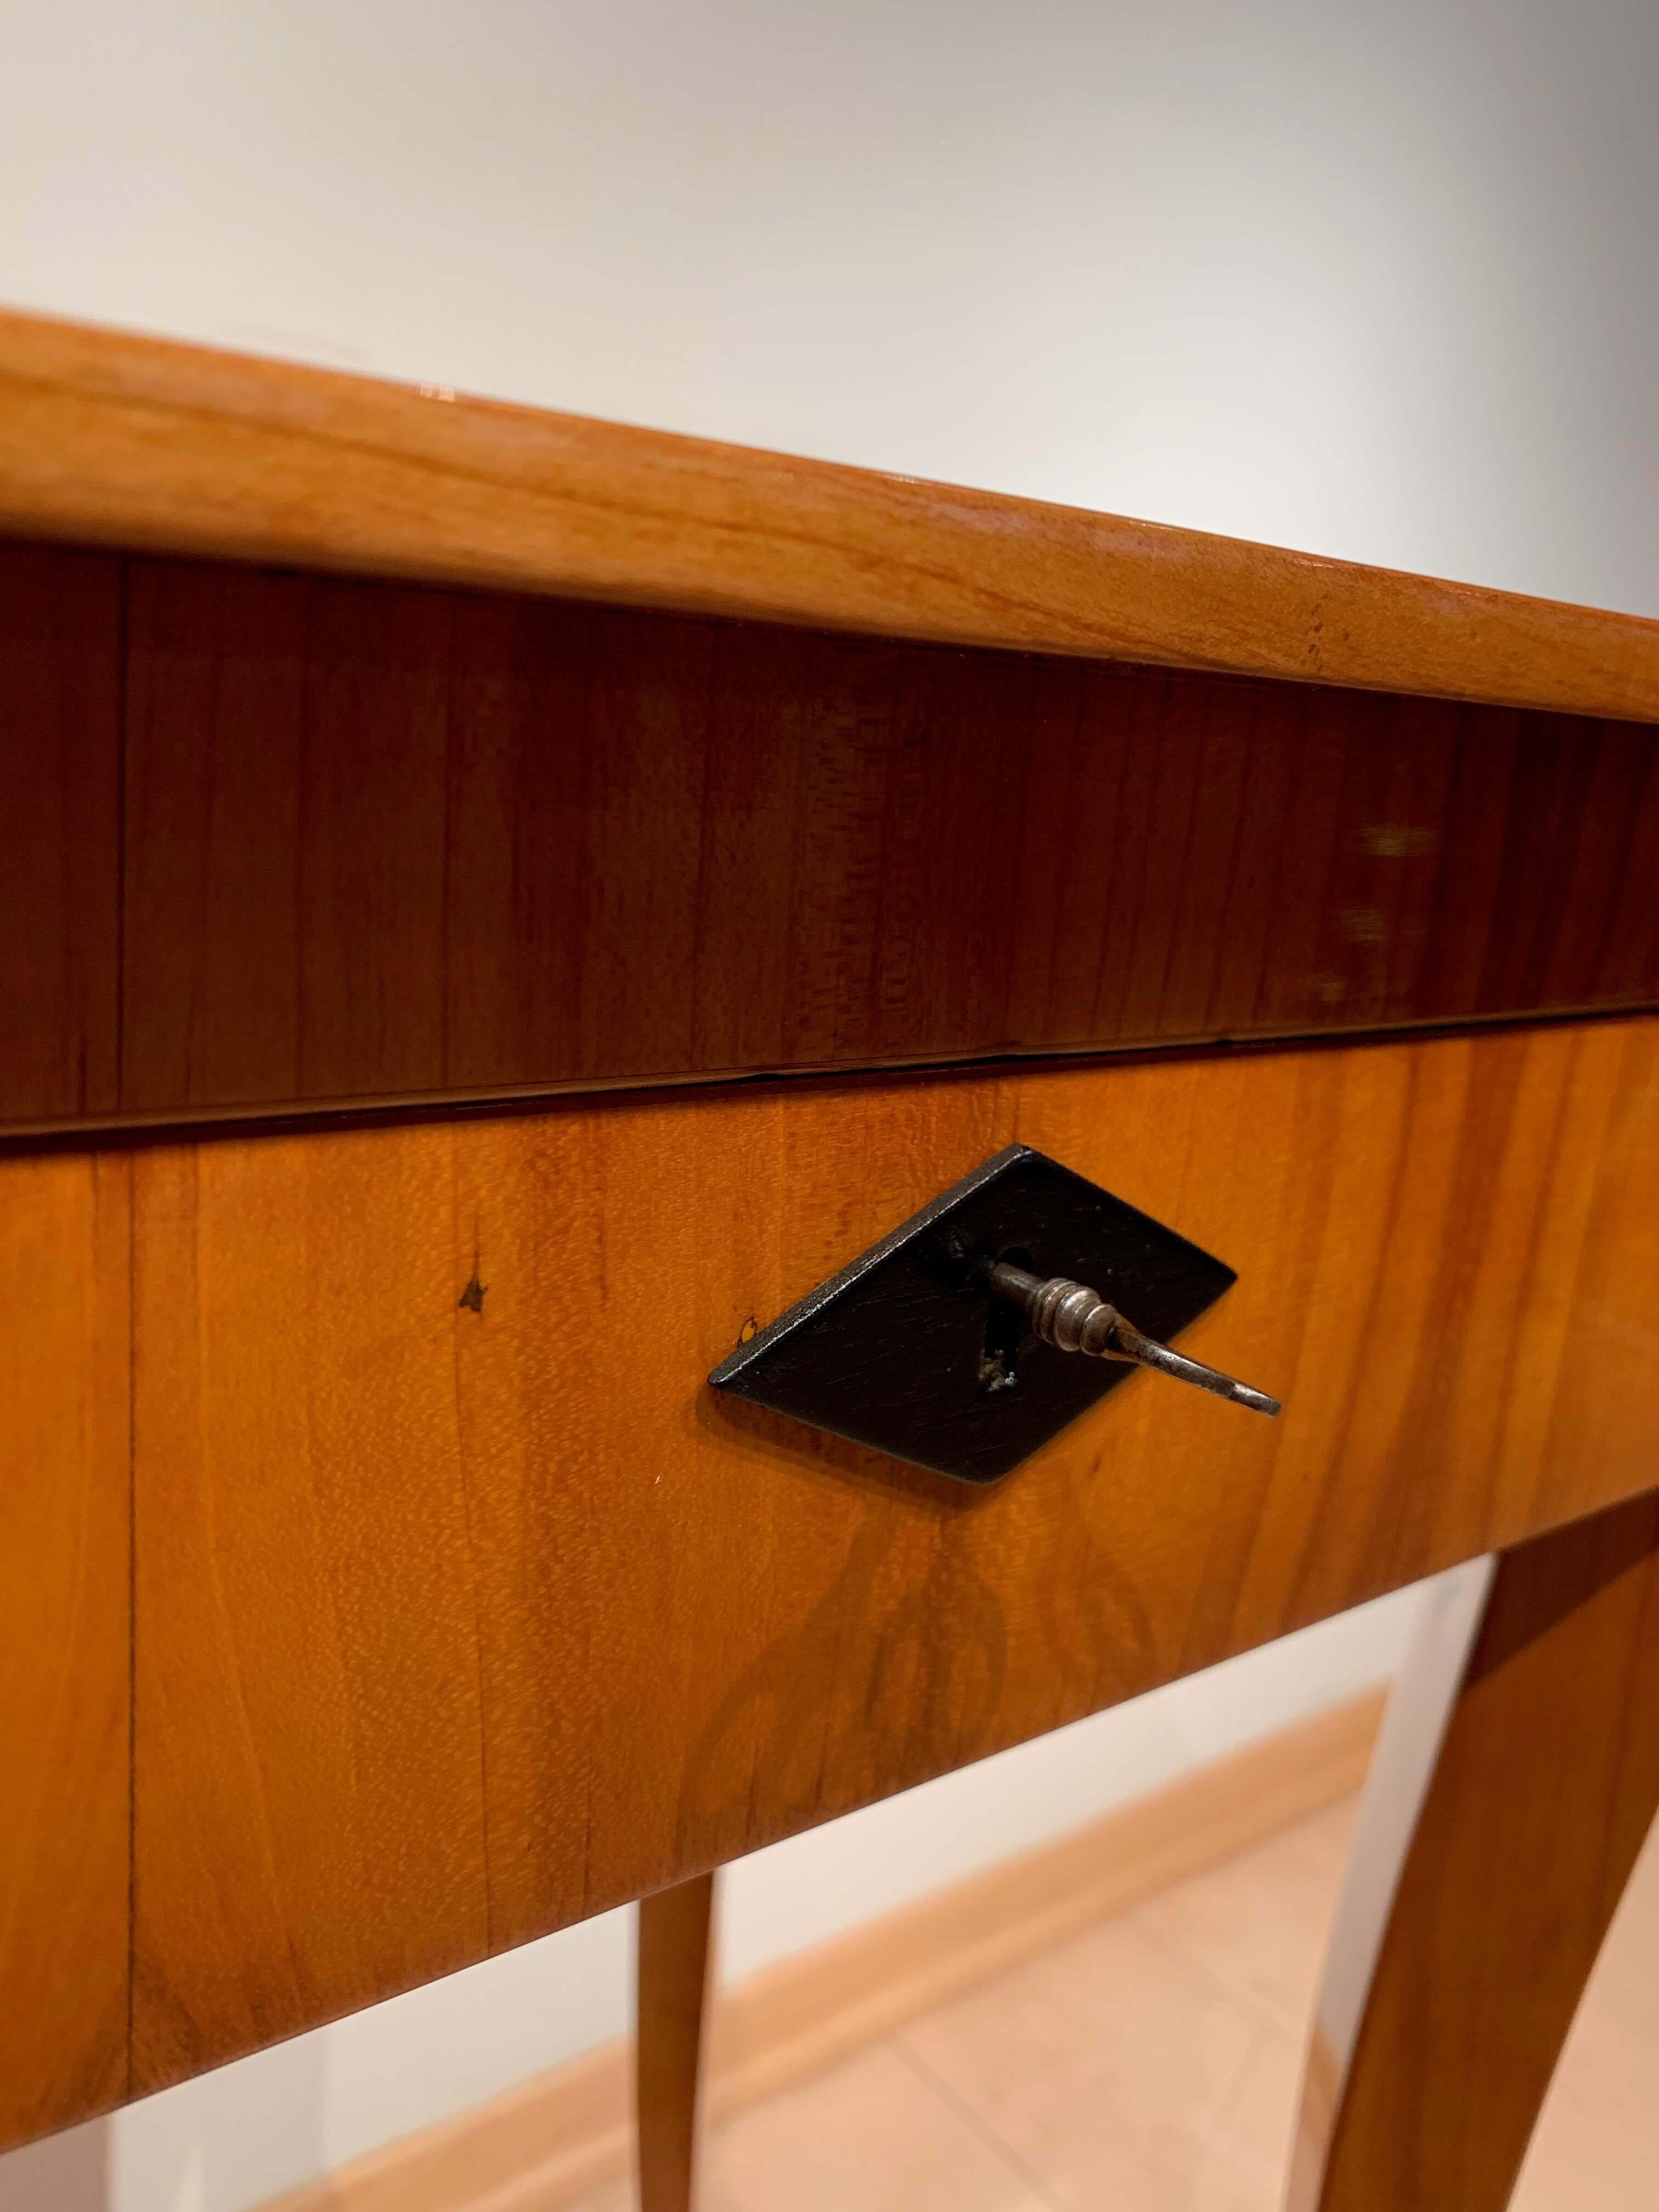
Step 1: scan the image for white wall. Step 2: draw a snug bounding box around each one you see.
[5,0,1658,613]
[3,4,1656,2208]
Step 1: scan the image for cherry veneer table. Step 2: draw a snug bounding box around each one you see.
[3,305,1658,2210]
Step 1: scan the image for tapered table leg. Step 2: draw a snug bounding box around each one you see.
[1290,1493,1659,2212]
[636,1870,718,2212]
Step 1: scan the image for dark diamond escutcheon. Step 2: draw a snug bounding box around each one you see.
[707,1144,1240,1483]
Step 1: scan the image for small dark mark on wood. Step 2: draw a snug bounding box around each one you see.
[458,1274,487,1314]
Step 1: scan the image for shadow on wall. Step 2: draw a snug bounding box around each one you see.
[0,2120,110,2212]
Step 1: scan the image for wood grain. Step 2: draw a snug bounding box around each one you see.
[0,541,122,1122]
[636,1875,717,2212]
[1300,1494,1659,2212]
[0,1154,131,2151]
[3,307,1659,723]
[8,553,1658,1130]
[108,1017,1659,2109]
[128,1139,491,2092]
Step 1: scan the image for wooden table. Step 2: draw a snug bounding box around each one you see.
[3,305,1657,2211]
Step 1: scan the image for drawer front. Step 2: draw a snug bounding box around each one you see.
[3,1018,1657,2140]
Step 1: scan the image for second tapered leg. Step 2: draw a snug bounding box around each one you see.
[1289,1492,1659,2212]
[636,1870,718,2212]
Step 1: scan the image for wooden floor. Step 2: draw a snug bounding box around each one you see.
[572,1798,1659,2212]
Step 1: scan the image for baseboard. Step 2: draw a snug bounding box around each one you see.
[264,1687,1386,2212]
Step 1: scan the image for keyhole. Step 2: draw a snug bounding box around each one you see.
[979,1246,1032,1395]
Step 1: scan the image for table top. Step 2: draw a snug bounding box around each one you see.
[4,306,1659,723]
